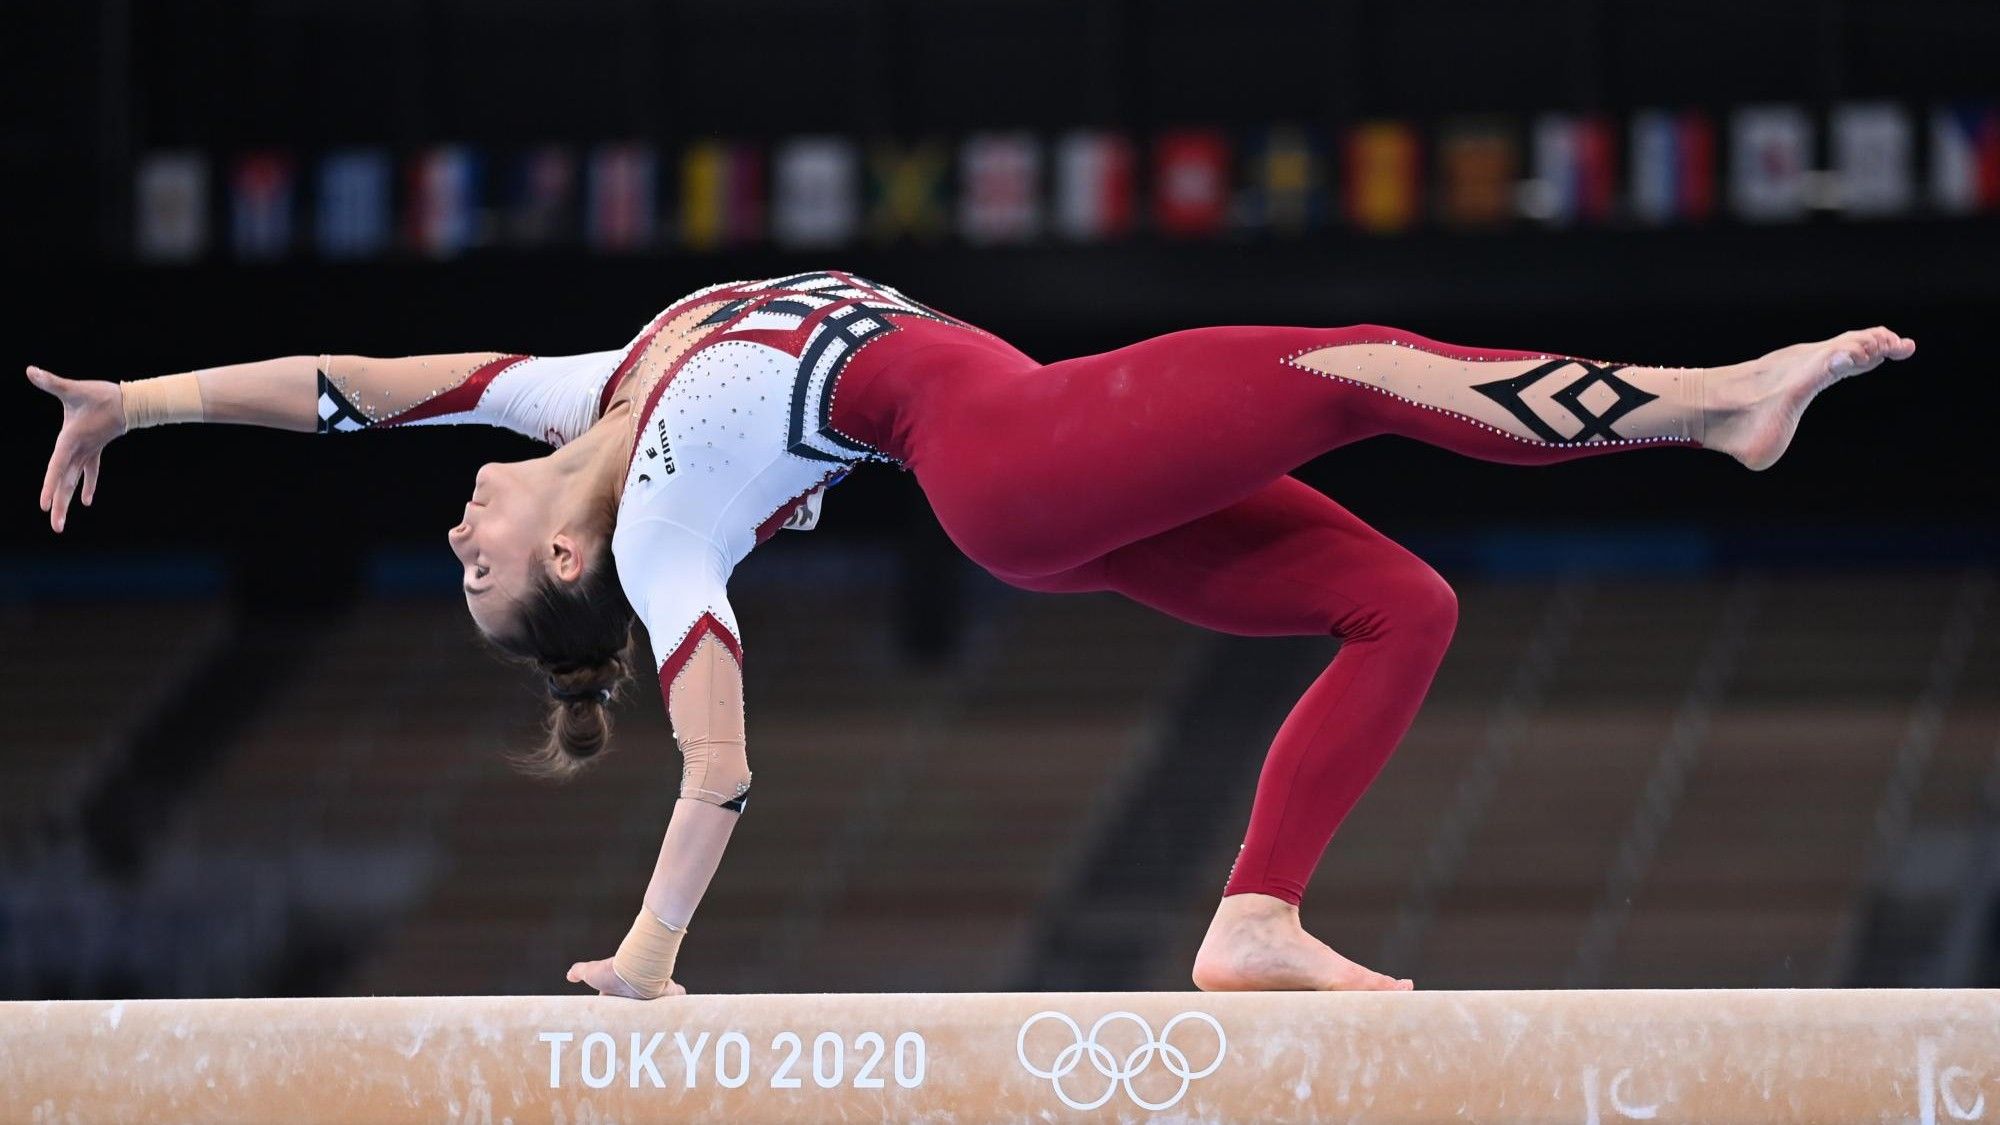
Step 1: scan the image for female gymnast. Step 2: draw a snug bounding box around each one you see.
[29,270,1914,998]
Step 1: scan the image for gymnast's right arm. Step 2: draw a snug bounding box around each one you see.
[595,521,752,999]
[27,347,621,532]
[603,633,749,998]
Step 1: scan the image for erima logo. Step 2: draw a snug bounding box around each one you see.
[643,419,678,477]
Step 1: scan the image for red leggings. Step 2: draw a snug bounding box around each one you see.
[833,316,1679,906]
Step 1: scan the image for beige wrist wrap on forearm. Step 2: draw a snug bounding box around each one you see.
[120,373,205,430]
[611,909,687,998]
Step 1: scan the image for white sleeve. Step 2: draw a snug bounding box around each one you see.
[474,350,624,446]
[616,518,744,687]
[366,349,624,446]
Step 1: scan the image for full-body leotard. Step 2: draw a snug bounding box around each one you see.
[331,268,1710,906]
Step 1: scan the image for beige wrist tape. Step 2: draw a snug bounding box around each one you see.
[120,373,205,430]
[611,909,686,998]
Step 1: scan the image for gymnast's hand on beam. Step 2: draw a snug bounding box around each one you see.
[26,365,124,534]
[565,957,687,999]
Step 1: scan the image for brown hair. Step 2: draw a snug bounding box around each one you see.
[485,498,638,781]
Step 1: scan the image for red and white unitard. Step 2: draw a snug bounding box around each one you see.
[334,268,1710,906]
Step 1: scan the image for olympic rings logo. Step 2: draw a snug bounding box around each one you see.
[1015,1009,1227,1111]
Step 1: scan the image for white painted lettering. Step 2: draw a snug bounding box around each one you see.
[813,1031,844,1088]
[580,1032,616,1090]
[1944,1067,1987,1121]
[1924,1040,1942,1125]
[629,1031,665,1088]
[1581,1065,1664,1124]
[1609,1069,1660,1119]
[675,1031,711,1090]
[538,1032,573,1089]
[540,1023,927,1095]
[716,1031,750,1089]
[894,1031,926,1088]
[853,1031,886,1089]
[1921,1039,1991,1123]
[770,1031,803,1088]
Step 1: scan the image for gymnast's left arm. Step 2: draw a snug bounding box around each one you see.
[26,347,620,532]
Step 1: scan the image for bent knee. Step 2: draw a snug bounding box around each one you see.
[1340,561,1457,651]
[1403,566,1459,644]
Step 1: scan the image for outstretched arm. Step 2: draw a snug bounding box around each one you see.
[27,347,623,532]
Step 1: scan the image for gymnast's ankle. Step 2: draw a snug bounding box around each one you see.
[1217,891,1299,919]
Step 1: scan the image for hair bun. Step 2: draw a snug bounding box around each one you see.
[546,673,612,704]
[544,656,624,706]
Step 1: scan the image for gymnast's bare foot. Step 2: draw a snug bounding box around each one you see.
[1192,892,1411,992]
[1707,326,1916,471]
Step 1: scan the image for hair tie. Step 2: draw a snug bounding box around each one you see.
[547,675,612,704]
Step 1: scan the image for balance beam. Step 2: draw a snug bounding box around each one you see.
[3,990,1995,1123]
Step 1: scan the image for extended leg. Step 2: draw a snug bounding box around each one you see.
[1280,323,1915,473]
[1000,476,1453,990]
[919,323,1912,578]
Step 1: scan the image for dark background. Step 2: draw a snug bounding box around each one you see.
[6,0,1995,572]
[1,0,1994,1001]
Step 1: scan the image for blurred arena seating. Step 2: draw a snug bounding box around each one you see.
[161,564,1203,995]
[3,564,1992,996]
[787,590,1202,993]
[1148,570,1997,990]
[0,600,227,855]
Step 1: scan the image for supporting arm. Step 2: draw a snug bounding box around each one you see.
[610,631,750,998]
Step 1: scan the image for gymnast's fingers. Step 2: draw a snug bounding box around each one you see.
[50,459,81,533]
[41,433,74,521]
[25,364,66,399]
[566,958,630,998]
[82,454,101,507]
[37,397,67,516]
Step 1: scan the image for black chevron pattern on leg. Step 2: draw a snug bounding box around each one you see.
[1470,359,1659,443]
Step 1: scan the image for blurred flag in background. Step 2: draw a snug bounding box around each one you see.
[959,132,1042,244]
[1831,103,1913,217]
[406,145,481,258]
[1346,121,1420,233]
[1528,114,1616,225]
[773,136,860,250]
[1436,118,1518,228]
[586,143,656,252]
[135,152,209,263]
[680,140,765,251]
[315,148,392,260]
[1153,128,1231,237]
[867,139,950,243]
[1053,130,1135,241]
[504,146,576,249]
[1730,105,1813,221]
[122,101,1981,265]
[229,152,294,261]
[1930,101,2000,214]
[1237,125,1323,235]
[1630,109,1715,225]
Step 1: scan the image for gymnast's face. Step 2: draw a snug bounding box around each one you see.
[447,460,589,638]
